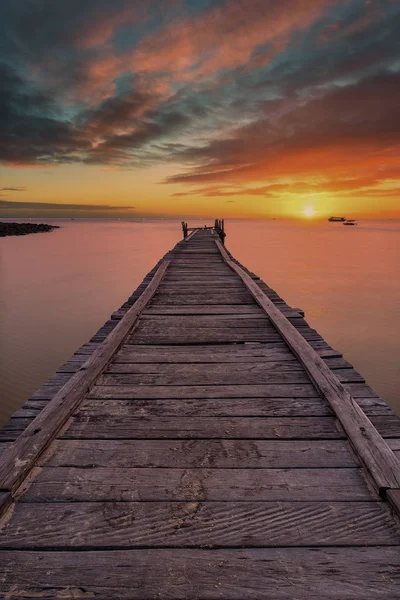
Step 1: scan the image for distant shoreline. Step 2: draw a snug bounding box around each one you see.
[0,222,60,237]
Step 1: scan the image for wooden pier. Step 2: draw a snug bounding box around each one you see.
[1,225,400,598]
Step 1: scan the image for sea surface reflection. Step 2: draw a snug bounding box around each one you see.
[1,217,399,425]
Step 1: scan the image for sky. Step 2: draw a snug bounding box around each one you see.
[1,0,400,219]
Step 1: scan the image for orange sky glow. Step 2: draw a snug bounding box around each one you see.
[1,0,400,219]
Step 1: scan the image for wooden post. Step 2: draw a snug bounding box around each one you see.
[181,221,188,239]
[214,218,226,245]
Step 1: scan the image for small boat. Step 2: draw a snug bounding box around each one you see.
[329,216,346,222]
[343,219,357,226]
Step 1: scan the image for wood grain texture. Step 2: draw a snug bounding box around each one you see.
[96,370,312,385]
[113,342,342,363]
[1,547,400,599]
[1,501,397,548]
[63,415,342,439]
[103,362,362,384]
[20,467,371,502]
[78,396,332,417]
[40,439,358,468]
[87,383,320,399]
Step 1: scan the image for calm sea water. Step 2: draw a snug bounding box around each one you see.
[1,218,399,425]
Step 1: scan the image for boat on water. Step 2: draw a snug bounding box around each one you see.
[343,219,357,226]
[328,216,346,222]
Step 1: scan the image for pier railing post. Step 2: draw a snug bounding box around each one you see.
[214,218,226,245]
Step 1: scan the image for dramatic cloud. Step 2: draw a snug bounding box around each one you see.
[1,0,400,214]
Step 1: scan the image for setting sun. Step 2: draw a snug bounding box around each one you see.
[302,205,317,217]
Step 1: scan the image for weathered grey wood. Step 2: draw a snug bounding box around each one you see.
[1,502,397,548]
[0,260,170,501]
[387,489,400,517]
[215,239,400,495]
[103,362,362,384]
[64,415,342,439]
[97,370,312,385]
[40,439,358,468]
[150,292,256,305]
[130,327,285,344]
[183,228,199,242]
[79,397,331,417]
[113,342,341,363]
[30,381,382,401]
[21,467,372,502]
[0,418,35,442]
[141,315,274,326]
[88,383,320,399]
[129,326,322,344]
[1,547,400,599]
[77,396,392,417]
[144,305,265,314]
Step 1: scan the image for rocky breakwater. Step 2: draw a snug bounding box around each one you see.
[0,222,59,237]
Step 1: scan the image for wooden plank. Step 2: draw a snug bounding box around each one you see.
[80,396,332,417]
[1,547,399,599]
[113,342,341,363]
[1,502,397,548]
[183,228,199,242]
[0,418,35,442]
[78,396,390,418]
[128,327,322,344]
[64,415,342,439]
[215,239,400,495]
[0,260,171,502]
[103,363,362,384]
[370,416,400,438]
[114,308,304,321]
[40,439,358,468]
[96,371,312,385]
[387,489,400,517]
[150,293,256,305]
[139,315,274,326]
[87,383,320,399]
[21,467,372,503]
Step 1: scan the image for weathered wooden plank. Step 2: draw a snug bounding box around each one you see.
[130,327,283,344]
[96,370,312,386]
[128,326,322,344]
[150,292,256,305]
[0,443,10,458]
[88,383,320,399]
[64,415,342,439]
[40,439,358,468]
[356,397,395,416]
[370,415,400,438]
[140,315,274,326]
[21,467,372,503]
[144,305,265,315]
[389,439,400,456]
[1,547,399,599]
[113,342,341,363]
[104,362,362,384]
[215,240,400,495]
[0,260,171,502]
[1,502,397,548]
[0,418,35,442]
[79,396,392,418]
[387,489,400,517]
[79,397,331,417]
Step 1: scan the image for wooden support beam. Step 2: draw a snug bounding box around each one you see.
[215,238,400,501]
